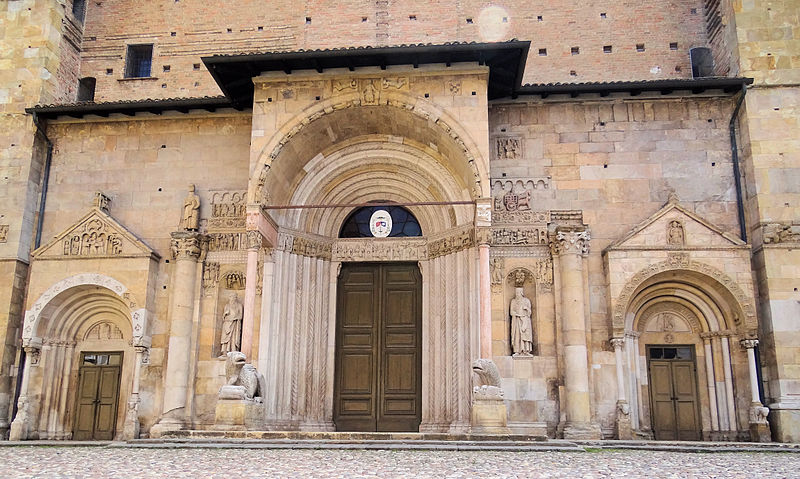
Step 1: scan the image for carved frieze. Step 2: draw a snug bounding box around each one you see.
[208,190,246,231]
[762,222,800,244]
[533,258,553,286]
[361,79,380,105]
[550,210,583,224]
[60,217,124,256]
[333,238,428,262]
[427,227,474,259]
[492,210,549,225]
[202,262,220,296]
[494,137,522,160]
[206,232,248,252]
[277,232,333,260]
[491,227,548,246]
[381,77,408,90]
[333,79,357,92]
[223,271,246,290]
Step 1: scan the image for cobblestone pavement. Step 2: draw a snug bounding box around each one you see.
[2,447,800,478]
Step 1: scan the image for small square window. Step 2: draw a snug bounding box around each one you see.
[603,45,613,53]
[569,70,577,76]
[670,42,679,50]
[125,44,153,78]
[600,12,607,19]
[538,48,547,56]
[162,65,170,72]
[537,15,543,21]
[571,46,580,55]
[636,44,645,52]
[193,63,201,70]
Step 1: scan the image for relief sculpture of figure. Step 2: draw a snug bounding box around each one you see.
[219,292,243,356]
[181,184,201,231]
[510,287,533,356]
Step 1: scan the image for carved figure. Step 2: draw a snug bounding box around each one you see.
[668,220,684,245]
[750,405,770,424]
[510,287,533,356]
[471,358,503,399]
[219,292,243,356]
[222,351,266,401]
[181,184,201,231]
[490,258,504,285]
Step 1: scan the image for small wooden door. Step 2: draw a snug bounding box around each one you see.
[334,263,422,432]
[647,346,701,441]
[73,352,122,440]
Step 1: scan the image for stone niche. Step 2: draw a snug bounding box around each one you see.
[490,258,556,436]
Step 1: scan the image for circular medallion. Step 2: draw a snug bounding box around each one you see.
[369,210,392,237]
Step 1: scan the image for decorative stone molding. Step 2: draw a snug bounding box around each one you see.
[637,302,701,334]
[0,224,7,243]
[24,346,41,366]
[492,226,549,246]
[333,238,427,262]
[170,232,202,260]
[427,227,474,259]
[246,230,263,250]
[507,268,533,287]
[277,231,333,260]
[206,232,248,252]
[381,77,408,90]
[550,210,583,224]
[762,222,800,244]
[223,270,246,290]
[612,258,756,333]
[492,210,549,225]
[491,177,550,213]
[533,258,553,286]
[550,228,590,256]
[610,338,626,350]
[84,322,123,340]
[699,330,736,339]
[254,92,487,201]
[92,191,111,212]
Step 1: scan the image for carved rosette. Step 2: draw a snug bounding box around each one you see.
[550,228,591,257]
[170,232,201,260]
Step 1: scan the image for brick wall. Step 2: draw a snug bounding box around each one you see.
[78,0,712,102]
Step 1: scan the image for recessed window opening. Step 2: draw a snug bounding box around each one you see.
[76,77,96,102]
[339,205,423,238]
[125,44,153,78]
[72,0,87,23]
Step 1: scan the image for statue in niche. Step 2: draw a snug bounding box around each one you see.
[181,184,201,231]
[510,287,533,356]
[667,220,684,245]
[219,292,243,357]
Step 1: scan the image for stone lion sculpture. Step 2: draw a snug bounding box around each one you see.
[471,358,503,399]
[219,351,266,402]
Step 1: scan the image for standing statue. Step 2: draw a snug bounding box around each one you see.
[510,287,533,356]
[219,292,243,356]
[667,220,684,245]
[181,184,201,231]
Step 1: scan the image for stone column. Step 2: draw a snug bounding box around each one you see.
[151,231,201,437]
[551,227,601,439]
[702,335,720,433]
[721,335,737,433]
[9,341,41,440]
[741,339,771,442]
[611,337,632,439]
[475,199,492,359]
[242,230,263,359]
[122,345,148,439]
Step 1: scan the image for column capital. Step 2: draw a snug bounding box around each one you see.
[550,227,591,256]
[741,338,759,349]
[474,197,492,227]
[170,231,202,260]
[610,337,626,350]
[246,230,264,250]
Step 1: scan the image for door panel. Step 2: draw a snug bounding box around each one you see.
[73,352,122,440]
[648,347,701,441]
[334,263,421,432]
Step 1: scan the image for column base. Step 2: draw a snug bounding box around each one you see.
[750,422,772,442]
[470,397,510,435]
[8,396,32,441]
[563,422,602,440]
[299,421,335,432]
[767,402,800,443]
[615,402,633,440]
[149,417,186,438]
[121,401,141,440]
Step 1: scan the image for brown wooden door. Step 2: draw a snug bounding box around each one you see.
[334,263,422,432]
[648,346,701,441]
[73,352,122,440]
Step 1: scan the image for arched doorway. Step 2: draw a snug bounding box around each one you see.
[622,270,752,441]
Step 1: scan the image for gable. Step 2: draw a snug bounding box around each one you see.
[607,200,744,250]
[32,207,158,260]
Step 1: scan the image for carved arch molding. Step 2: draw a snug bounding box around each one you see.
[23,273,148,345]
[252,91,488,202]
[612,257,756,335]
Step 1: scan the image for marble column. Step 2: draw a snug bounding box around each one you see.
[611,337,632,439]
[741,339,771,441]
[478,242,491,358]
[702,335,720,433]
[151,231,201,436]
[242,231,263,360]
[122,345,148,439]
[551,227,601,439]
[9,341,41,440]
[721,335,737,433]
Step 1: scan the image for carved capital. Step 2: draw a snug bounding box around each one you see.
[550,228,590,256]
[610,337,626,350]
[23,346,41,366]
[246,230,263,250]
[741,339,759,349]
[170,232,202,260]
[475,198,492,227]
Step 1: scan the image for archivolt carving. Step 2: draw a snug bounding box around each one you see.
[612,259,756,334]
[23,273,142,342]
[636,302,702,334]
[253,91,488,202]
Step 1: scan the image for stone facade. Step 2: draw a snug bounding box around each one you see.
[0,1,798,443]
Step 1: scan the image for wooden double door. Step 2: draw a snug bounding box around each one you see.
[334,263,422,432]
[73,352,122,440]
[647,346,701,441]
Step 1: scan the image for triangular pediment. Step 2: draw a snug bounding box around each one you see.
[33,207,158,260]
[607,199,745,250]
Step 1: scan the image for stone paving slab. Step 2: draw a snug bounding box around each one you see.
[2,446,800,478]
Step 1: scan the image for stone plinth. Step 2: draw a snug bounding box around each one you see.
[471,393,510,434]
[615,402,632,440]
[750,422,771,443]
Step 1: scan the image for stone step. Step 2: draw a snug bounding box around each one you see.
[155,430,549,442]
